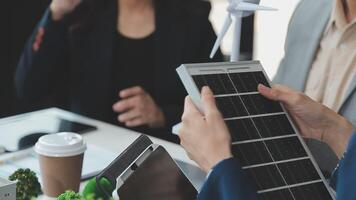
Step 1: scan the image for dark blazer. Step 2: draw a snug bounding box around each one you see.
[198,132,356,200]
[15,0,223,138]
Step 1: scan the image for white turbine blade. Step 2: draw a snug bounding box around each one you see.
[235,2,277,11]
[210,15,232,59]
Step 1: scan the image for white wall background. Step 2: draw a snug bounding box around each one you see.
[209,0,301,78]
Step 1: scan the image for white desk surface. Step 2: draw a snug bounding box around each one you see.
[0,108,194,166]
[0,108,200,200]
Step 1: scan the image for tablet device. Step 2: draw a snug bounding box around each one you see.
[57,119,97,134]
[112,144,197,200]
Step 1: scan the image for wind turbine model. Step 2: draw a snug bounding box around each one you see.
[210,0,277,62]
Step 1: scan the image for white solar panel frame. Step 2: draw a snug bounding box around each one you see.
[176,61,335,199]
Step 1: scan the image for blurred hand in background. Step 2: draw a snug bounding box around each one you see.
[112,86,165,128]
[50,0,82,21]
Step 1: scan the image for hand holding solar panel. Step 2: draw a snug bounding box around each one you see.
[180,87,233,173]
[257,84,355,159]
[176,61,335,200]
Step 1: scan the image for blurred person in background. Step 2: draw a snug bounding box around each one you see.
[15,0,223,142]
[274,0,356,176]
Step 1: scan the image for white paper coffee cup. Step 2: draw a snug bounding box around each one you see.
[35,132,87,197]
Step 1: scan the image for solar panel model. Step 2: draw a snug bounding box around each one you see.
[176,61,335,200]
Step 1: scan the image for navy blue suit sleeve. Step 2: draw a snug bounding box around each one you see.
[198,158,259,200]
[15,8,70,103]
[333,132,356,200]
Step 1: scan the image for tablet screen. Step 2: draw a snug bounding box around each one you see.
[117,146,198,200]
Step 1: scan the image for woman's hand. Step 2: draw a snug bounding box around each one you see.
[50,0,82,21]
[258,84,355,158]
[112,86,165,128]
[179,87,232,173]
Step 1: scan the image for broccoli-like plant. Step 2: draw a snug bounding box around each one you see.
[58,191,112,200]
[9,168,41,200]
[57,191,84,200]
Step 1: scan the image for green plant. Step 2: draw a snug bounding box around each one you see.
[58,177,115,200]
[57,190,113,200]
[57,191,84,200]
[82,178,114,200]
[9,168,41,200]
[84,193,106,200]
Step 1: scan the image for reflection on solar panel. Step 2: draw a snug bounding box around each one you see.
[176,61,334,200]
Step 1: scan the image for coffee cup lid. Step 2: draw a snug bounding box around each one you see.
[35,132,87,157]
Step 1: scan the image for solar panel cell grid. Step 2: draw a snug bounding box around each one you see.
[192,74,235,95]
[227,114,296,142]
[231,136,308,168]
[253,114,296,138]
[290,182,333,200]
[232,142,273,166]
[215,96,248,118]
[265,137,308,161]
[260,182,332,200]
[240,94,284,115]
[245,159,321,192]
[226,118,260,142]
[179,63,333,200]
[192,71,270,95]
[246,164,286,190]
[229,72,266,93]
[277,159,320,185]
[260,189,295,200]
